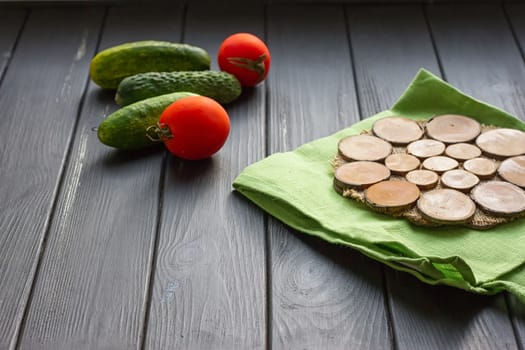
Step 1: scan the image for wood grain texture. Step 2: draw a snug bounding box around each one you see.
[377,4,523,350]
[500,4,525,347]
[346,4,440,116]
[389,273,518,350]
[267,5,360,152]
[259,0,506,3]
[3,0,511,3]
[144,4,267,350]
[0,8,25,81]
[16,5,183,350]
[267,5,391,350]
[0,7,103,350]
[428,3,525,119]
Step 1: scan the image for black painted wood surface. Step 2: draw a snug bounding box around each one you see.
[0,3,524,350]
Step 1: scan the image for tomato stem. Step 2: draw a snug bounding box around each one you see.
[227,54,266,80]
[146,122,173,142]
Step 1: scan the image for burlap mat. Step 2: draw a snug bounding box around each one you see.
[333,122,525,230]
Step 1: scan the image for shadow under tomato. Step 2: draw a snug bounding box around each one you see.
[237,86,259,102]
[165,154,216,185]
[223,85,263,119]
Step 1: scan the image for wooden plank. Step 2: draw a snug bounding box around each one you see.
[0,8,26,81]
[16,5,184,349]
[378,3,523,349]
[256,0,506,3]
[388,277,517,350]
[507,293,525,350]
[267,5,391,350]
[499,4,525,346]
[143,4,267,349]
[0,7,103,349]
[347,4,440,116]
[428,3,525,119]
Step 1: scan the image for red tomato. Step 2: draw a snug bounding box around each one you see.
[217,33,271,87]
[158,96,230,160]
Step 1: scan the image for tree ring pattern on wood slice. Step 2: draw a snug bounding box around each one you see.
[406,170,439,190]
[476,128,525,158]
[338,134,392,162]
[372,116,424,144]
[471,181,525,217]
[365,180,420,214]
[334,161,391,192]
[463,157,498,179]
[445,143,482,161]
[425,114,481,143]
[407,139,446,158]
[333,115,525,229]
[422,156,459,173]
[385,153,420,175]
[441,169,480,192]
[417,189,476,224]
[497,155,525,188]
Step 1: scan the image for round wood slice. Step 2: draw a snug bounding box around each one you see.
[364,180,420,213]
[471,181,525,217]
[334,161,391,191]
[407,139,446,158]
[475,128,525,158]
[441,169,480,192]
[372,116,424,144]
[405,169,440,190]
[384,153,421,175]
[498,155,525,188]
[425,114,481,143]
[462,157,498,179]
[422,156,459,173]
[338,135,392,162]
[417,189,476,224]
[445,143,482,161]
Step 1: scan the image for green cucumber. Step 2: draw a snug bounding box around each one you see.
[90,41,210,89]
[97,92,197,150]
[115,71,242,106]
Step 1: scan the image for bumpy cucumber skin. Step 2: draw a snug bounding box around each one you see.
[115,71,242,106]
[90,41,211,89]
[97,92,197,150]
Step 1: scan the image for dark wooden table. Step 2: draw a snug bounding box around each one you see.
[1,2,525,349]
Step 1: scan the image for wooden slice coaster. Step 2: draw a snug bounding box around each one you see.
[372,116,424,145]
[425,114,481,143]
[405,169,440,190]
[385,153,421,175]
[471,181,525,217]
[476,128,525,158]
[441,169,480,192]
[364,180,420,214]
[462,157,498,179]
[407,139,446,158]
[445,143,482,161]
[422,156,459,173]
[334,119,525,228]
[334,161,391,191]
[338,135,392,162]
[498,155,525,188]
[417,189,476,224]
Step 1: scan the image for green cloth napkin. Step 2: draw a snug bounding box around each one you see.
[233,69,525,302]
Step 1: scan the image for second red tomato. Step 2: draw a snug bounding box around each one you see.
[158,95,230,160]
[217,33,271,87]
